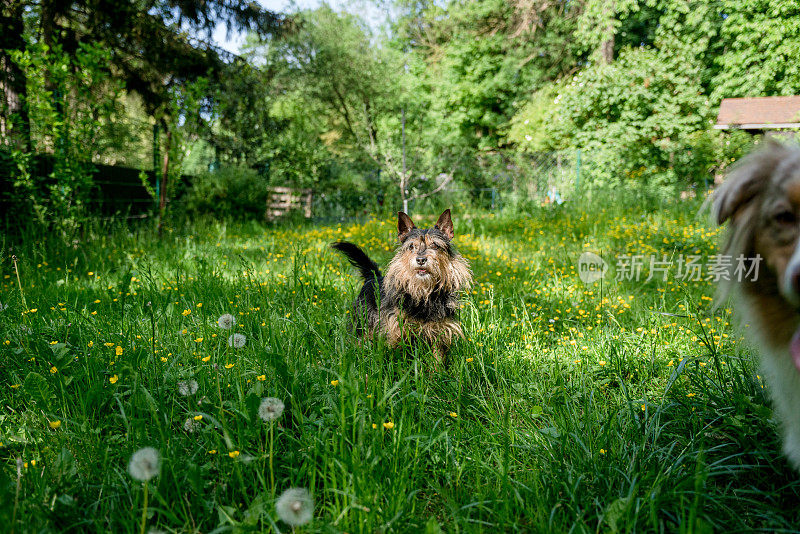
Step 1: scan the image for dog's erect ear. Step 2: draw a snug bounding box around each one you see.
[398,212,416,240]
[435,209,454,239]
[714,140,788,224]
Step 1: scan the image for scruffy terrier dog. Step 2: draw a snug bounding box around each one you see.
[332,209,472,361]
[713,140,800,472]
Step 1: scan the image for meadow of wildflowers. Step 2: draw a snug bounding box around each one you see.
[1,199,800,532]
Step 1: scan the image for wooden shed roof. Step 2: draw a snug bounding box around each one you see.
[715,96,800,130]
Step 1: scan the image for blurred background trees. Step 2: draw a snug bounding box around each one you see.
[2,0,799,227]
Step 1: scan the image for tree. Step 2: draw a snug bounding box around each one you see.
[0,0,29,149]
[712,0,800,100]
[261,6,457,212]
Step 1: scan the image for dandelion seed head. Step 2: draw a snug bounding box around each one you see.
[276,488,314,526]
[258,397,285,422]
[177,379,199,396]
[128,447,160,481]
[217,314,236,329]
[228,333,246,348]
[183,417,200,433]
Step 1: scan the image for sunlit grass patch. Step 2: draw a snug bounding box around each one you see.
[1,201,799,532]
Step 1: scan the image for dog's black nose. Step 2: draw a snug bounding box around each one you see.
[416,257,427,266]
[792,268,800,296]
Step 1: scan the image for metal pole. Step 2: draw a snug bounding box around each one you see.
[402,108,407,213]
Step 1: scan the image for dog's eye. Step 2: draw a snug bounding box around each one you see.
[774,210,797,225]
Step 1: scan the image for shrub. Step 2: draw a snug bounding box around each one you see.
[185,166,268,220]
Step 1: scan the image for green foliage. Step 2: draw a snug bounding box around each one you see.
[184,166,268,219]
[713,0,800,99]
[262,92,341,189]
[419,0,584,152]
[506,85,559,152]
[7,40,122,232]
[513,46,715,186]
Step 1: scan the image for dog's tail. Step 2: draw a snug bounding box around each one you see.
[331,242,381,281]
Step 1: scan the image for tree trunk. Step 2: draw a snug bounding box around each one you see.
[0,0,30,149]
[600,33,614,64]
[599,0,615,64]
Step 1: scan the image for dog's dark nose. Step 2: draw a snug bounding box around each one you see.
[416,257,427,266]
[792,268,800,296]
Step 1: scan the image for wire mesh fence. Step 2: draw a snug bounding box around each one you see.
[1,146,600,224]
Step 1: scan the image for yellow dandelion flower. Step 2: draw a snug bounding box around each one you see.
[49,420,61,429]
[224,363,234,369]
[194,337,203,343]
[115,346,123,356]
[193,415,203,421]
[383,421,394,430]
[228,450,240,458]
[256,375,266,381]
[109,374,119,384]
[201,355,211,362]
[466,358,473,363]
[600,449,606,455]
[449,412,458,418]
[182,309,191,316]
[50,366,58,374]
[331,380,339,386]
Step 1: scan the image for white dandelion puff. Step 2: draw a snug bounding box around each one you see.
[217,314,236,330]
[276,488,314,526]
[258,397,285,422]
[127,447,161,481]
[177,379,198,396]
[183,417,200,433]
[228,333,246,348]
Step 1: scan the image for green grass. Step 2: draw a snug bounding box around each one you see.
[2,200,800,533]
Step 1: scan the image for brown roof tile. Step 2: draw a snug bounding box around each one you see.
[717,96,800,127]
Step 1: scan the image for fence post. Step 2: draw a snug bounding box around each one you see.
[575,149,582,191]
[153,123,160,205]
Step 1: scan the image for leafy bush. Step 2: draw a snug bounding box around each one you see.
[7,40,121,234]
[185,166,268,220]
[508,46,737,189]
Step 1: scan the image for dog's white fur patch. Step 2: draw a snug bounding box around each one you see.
[740,299,800,469]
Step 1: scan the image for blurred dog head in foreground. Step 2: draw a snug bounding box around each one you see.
[714,139,800,470]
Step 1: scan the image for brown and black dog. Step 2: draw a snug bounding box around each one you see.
[714,140,800,470]
[332,209,472,362]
